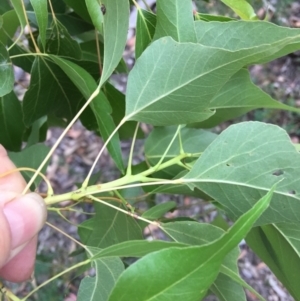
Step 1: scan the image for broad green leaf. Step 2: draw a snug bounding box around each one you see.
[49,55,124,172]
[30,0,48,49]
[184,122,300,226]
[142,201,176,220]
[0,91,24,151]
[85,0,104,33]
[10,0,26,28]
[219,0,258,20]
[136,9,156,59]
[125,36,300,126]
[22,57,85,126]
[246,223,300,300]
[162,222,247,301]
[87,201,143,248]
[93,240,187,259]
[195,21,300,64]
[45,20,81,59]
[0,1,11,15]
[0,42,13,97]
[0,10,20,45]
[78,247,124,301]
[8,144,50,188]
[99,0,129,85]
[188,69,300,128]
[108,188,274,301]
[154,0,196,42]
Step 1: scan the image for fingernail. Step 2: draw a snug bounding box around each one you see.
[3,193,47,249]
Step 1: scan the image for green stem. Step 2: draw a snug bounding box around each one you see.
[21,259,90,301]
[45,152,198,206]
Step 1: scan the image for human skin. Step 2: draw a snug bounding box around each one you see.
[0,145,47,282]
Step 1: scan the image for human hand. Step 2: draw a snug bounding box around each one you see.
[0,145,47,282]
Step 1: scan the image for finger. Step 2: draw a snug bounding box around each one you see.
[0,193,46,267]
[0,237,37,282]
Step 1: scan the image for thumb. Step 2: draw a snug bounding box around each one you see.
[0,193,47,267]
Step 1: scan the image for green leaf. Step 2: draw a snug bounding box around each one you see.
[8,144,50,188]
[0,91,24,151]
[135,9,156,59]
[142,201,176,220]
[162,222,247,301]
[30,0,48,49]
[99,0,129,85]
[145,126,217,165]
[154,0,196,42]
[26,116,48,147]
[63,0,91,23]
[108,188,274,301]
[104,83,143,139]
[188,69,300,128]
[85,0,104,33]
[10,0,26,28]
[78,247,124,301]
[45,20,81,59]
[0,1,11,15]
[49,55,124,172]
[0,10,20,45]
[220,0,258,20]
[86,201,143,248]
[185,122,300,226]
[0,42,14,97]
[197,13,235,22]
[9,42,34,73]
[22,57,85,126]
[125,34,300,126]
[195,21,300,64]
[246,223,300,300]
[93,240,187,259]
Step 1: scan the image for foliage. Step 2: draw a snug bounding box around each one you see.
[1,0,300,300]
